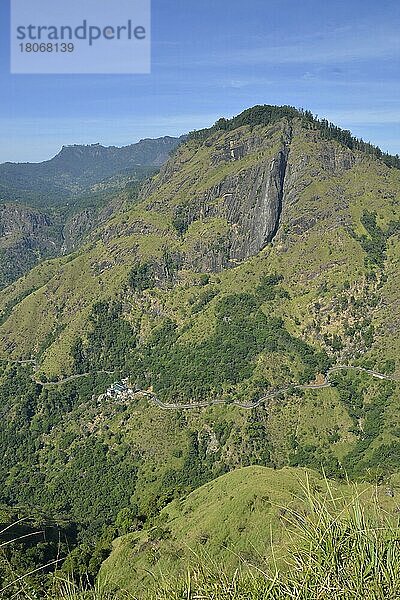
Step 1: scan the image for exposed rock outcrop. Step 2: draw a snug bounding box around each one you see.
[163,126,293,271]
[0,204,59,288]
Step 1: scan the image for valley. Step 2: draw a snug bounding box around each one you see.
[0,105,399,598]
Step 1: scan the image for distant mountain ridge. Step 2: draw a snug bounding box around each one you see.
[0,135,184,287]
[0,135,184,206]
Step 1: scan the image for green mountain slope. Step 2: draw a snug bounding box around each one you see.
[1,107,399,381]
[99,465,400,598]
[0,106,400,592]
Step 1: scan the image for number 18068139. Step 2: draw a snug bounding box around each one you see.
[19,42,75,52]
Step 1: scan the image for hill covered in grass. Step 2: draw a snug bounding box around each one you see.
[99,465,400,598]
[3,466,400,599]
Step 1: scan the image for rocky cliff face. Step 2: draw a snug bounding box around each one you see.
[139,122,292,271]
[143,121,293,270]
[0,204,60,288]
[227,146,289,260]
[0,194,129,288]
[141,118,369,273]
[1,110,399,378]
[0,204,52,237]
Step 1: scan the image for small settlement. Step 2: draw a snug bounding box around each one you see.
[106,378,134,400]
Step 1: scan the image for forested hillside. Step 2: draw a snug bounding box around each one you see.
[0,105,399,597]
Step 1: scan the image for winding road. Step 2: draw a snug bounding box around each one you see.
[0,360,115,386]
[32,370,115,386]
[4,358,399,411]
[131,365,399,411]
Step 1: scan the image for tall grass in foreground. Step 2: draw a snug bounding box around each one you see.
[154,479,400,600]
[0,518,63,600]
[7,479,400,599]
[46,578,126,600]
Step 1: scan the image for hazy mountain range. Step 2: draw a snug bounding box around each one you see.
[0,136,183,288]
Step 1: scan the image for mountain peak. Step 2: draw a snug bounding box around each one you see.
[189,104,400,169]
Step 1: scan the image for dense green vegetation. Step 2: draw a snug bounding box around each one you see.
[352,211,400,269]
[0,362,136,529]
[189,104,400,168]
[136,292,330,402]
[72,301,137,374]
[0,106,399,597]
[0,512,76,597]
[128,263,155,292]
[331,372,400,479]
[71,279,329,405]
[2,468,400,599]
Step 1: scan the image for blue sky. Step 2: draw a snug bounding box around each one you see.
[0,0,399,162]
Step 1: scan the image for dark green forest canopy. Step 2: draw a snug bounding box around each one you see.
[71,281,331,404]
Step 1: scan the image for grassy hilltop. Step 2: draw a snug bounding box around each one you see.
[99,466,400,598]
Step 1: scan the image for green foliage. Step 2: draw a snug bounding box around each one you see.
[359,211,387,268]
[189,105,400,169]
[0,513,77,598]
[128,263,155,292]
[352,211,400,270]
[188,104,302,140]
[189,287,219,314]
[0,287,37,326]
[198,274,210,286]
[172,206,190,236]
[256,274,290,301]
[31,485,400,599]
[133,293,329,403]
[243,410,272,466]
[330,374,399,478]
[0,362,139,536]
[61,525,117,582]
[72,302,136,373]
